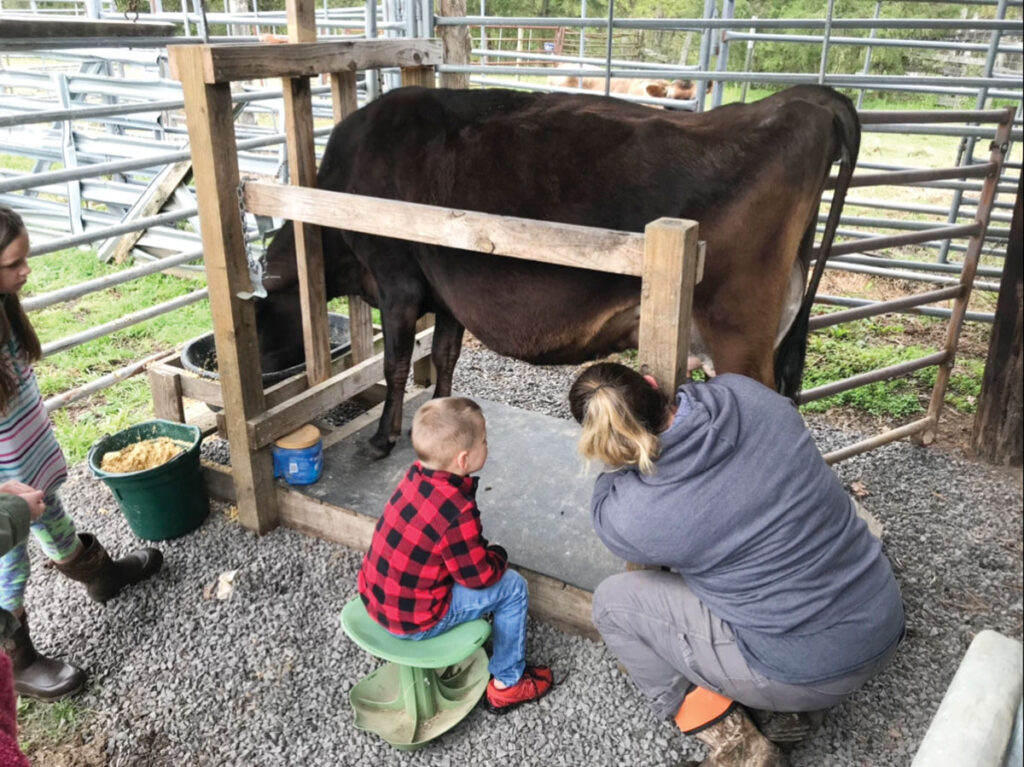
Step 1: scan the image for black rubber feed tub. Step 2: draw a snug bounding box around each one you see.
[181,313,352,386]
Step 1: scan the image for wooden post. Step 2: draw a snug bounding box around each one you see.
[284,0,332,386]
[971,175,1023,466]
[329,70,376,364]
[402,64,437,387]
[637,218,702,393]
[170,46,278,533]
[438,0,471,89]
[630,218,701,573]
[148,367,185,423]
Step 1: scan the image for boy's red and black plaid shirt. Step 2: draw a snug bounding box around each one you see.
[358,461,508,635]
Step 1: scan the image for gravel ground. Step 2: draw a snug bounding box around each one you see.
[24,345,1023,766]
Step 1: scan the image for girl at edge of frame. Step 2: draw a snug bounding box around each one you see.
[0,204,164,702]
[568,362,905,767]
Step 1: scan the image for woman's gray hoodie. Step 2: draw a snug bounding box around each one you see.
[590,373,904,685]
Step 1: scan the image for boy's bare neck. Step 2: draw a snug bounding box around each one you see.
[419,459,468,477]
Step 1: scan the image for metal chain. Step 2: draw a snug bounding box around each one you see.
[124,0,141,23]
[236,180,268,300]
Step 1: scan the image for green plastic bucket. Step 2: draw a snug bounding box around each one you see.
[87,419,209,541]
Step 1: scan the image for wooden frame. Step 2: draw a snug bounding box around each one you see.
[165,13,702,636]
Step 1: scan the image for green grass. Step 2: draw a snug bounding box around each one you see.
[16,696,87,754]
[799,314,987,420]
[26,247,212,464]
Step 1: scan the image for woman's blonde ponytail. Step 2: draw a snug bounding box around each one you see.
[569,362,670,476]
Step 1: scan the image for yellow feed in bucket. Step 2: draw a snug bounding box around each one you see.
[100,437,186,473]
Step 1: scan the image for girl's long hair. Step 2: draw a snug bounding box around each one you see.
[569,362,668,475]
[0,206,42,411]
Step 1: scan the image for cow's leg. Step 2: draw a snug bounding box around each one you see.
[369,292,422,459]
[429,310,465,399]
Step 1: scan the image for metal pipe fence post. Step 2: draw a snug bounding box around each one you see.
[856,1,882,110]
[603,0,615,97]
[580,0,587,60]
[739,15,755,103]
[939,0,1009,263]
[818,0,836,85]
[696,0,715,111]
[711,0,733,108]
[365,0,379,100]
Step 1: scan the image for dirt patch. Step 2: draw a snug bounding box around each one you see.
[28,731,108,767]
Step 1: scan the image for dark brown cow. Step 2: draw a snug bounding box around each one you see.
[256,85,859,457]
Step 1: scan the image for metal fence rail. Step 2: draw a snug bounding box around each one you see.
[0,0,1021,429]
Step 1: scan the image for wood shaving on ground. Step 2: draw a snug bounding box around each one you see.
[100,437,186,473]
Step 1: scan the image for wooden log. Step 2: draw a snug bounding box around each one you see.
[242,182,646,276]
[174,47,278,534]
[972,175,1023,466]
[168,40,444,84]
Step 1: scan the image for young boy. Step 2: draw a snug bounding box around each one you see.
[357,397,553,713]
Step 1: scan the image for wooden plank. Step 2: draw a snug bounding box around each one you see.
[169,40,444,84]
[174,46,278,534]
[282,75,331,385]
[247,327,434,450]
[98,159,193,264]
[413,314,435,387]
[400,65,436,88]
[243,182,646,276]
[148,366,185,422]
[286,0,317,43]
[347,297,375,364]
[0,17,177,39]
[514,566,599,642]
[329,70,359,123]
[637,218,702,392]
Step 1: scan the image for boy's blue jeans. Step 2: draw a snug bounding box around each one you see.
[404,569,528,687]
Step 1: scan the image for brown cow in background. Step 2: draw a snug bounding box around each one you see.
[256,85,859,457]
[547,62,712,102]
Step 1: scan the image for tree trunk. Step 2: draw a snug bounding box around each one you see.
[438,0,472,89]
[971,175,1023,466]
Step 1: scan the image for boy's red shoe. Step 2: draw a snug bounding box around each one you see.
[485,666,553,714]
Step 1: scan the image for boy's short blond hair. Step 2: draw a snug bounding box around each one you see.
[411,397,484,467]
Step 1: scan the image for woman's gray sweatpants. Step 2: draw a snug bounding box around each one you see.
[592,569,897,720]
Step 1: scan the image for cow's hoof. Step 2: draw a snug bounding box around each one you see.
[367,438,395,460]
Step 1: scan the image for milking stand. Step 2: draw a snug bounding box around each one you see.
[147,0,705,637]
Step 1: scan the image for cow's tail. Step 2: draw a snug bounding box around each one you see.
[774,96,861,400]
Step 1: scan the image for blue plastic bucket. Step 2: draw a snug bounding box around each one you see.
[272,424,323,486]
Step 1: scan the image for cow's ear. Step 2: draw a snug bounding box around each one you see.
[646,82,667,98]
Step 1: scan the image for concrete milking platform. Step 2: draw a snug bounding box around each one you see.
[299,392,626,592]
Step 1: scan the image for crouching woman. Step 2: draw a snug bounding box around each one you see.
[568,363,904,767]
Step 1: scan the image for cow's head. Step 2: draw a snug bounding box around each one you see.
[254,221,378,375]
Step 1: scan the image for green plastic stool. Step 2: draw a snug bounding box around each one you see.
[340,597,492,750]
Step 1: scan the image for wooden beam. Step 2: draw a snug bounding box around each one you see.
[168,39,443,84]
[174,46,278,534]
[200,460,598,640]
[0,16,177,40]
[281,74,331,385]
[98,159,193,264]
[247,327,434,450]
[400,65,436,88]
[148,366,185,422]
[243,182,646,276]
[437,0,472,89]
[637,218,702,393]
